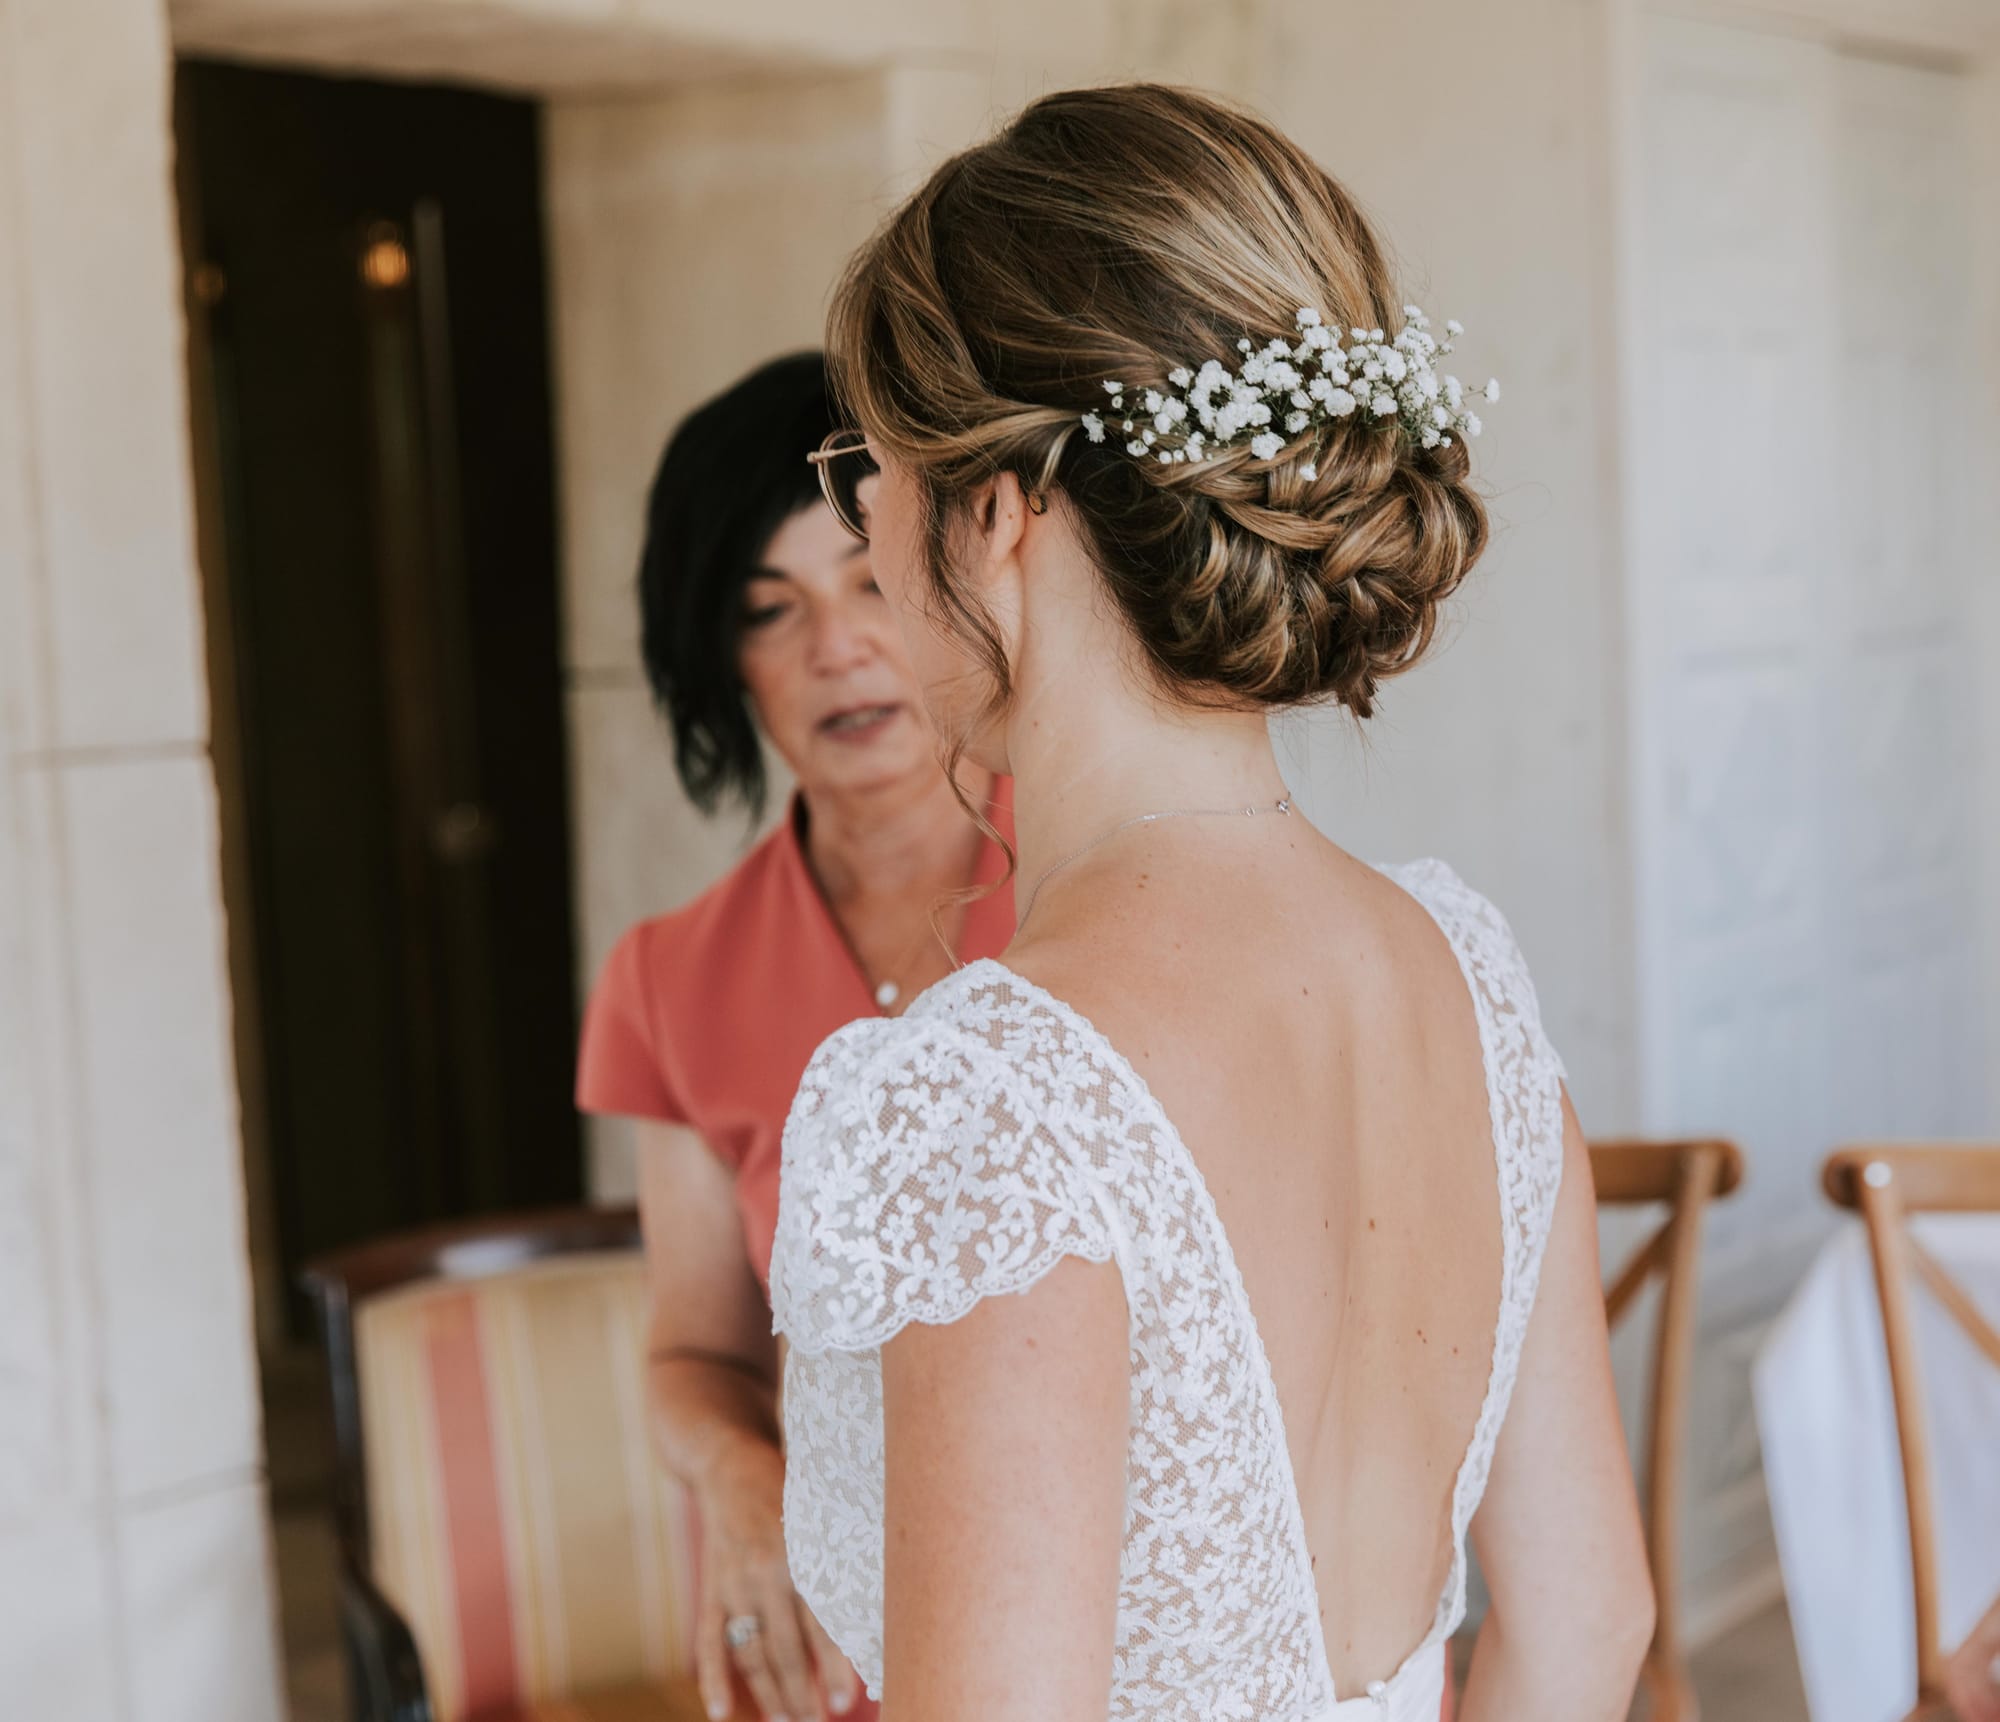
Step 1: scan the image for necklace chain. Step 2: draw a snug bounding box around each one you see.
[863,915,952,1013]
[1018,795,1293,930]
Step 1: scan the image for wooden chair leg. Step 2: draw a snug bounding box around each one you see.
[1635,1152,1719,1722]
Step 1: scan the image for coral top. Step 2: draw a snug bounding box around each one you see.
[577,782,1016,1292]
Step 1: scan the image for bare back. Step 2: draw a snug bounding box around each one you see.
[1012,821,1509,1690]
[771,814,1576,1719]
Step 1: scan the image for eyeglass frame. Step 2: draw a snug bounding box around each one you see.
[808,429,1051,545]
[806,429,874,542]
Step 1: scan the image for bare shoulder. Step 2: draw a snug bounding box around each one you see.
[1003,834,1463,1060]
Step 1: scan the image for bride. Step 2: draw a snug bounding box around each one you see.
[760,84,1651,1722]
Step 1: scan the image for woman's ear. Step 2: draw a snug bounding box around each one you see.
[967,470,1034,581]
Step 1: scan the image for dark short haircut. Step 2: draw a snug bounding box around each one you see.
[638,351,834,818]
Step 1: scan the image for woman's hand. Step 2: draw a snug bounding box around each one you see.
[1943,1593,2000,1722]
[694,1438,861,1722]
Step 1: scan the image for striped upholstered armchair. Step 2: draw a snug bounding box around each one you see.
[303,1208,708,1722]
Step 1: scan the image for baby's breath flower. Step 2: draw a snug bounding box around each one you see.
[1077,303,1496,478]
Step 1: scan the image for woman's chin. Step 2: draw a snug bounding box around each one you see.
[802,722,936,796]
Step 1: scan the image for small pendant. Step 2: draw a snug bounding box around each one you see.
[874,979,900,1010]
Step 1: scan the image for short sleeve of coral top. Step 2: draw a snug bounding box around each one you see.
[576,782,1017,1294]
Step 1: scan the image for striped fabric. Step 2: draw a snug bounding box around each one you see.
[479,1680,712,1722]
[357,1252,701,1722]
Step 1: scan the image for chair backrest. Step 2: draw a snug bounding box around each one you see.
[1823,1144,2000,1705]
[303,1208,700,1722]
[1591,1137,1744,1722]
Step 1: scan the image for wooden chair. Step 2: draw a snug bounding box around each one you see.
[1592,1138,1745,1722]
[302,1206,711,1722]
[1823,1144,2000,1722]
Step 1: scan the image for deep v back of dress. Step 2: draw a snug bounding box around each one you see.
[771,858,1568,1721]
[1110,854,1513,1693]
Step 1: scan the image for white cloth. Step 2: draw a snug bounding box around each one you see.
[770,860,1567,1721]
[1754,1214,2000,1722]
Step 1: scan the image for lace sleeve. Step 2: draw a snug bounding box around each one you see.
[770,1015,1121,1355]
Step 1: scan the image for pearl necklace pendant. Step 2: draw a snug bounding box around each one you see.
[874,979,900,1011]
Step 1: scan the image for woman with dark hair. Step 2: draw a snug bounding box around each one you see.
[577,352,1014,1722]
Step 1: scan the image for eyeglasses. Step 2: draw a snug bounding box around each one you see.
[807,429,877,542]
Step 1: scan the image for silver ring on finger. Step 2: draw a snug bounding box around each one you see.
[723,1613,764,1652]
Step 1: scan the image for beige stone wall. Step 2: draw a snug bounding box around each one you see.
[0,0,283,1717]
[1253,0,1638,1126]
[0,0,1988,1709]
[545,73,889,1197]
[544,4,1643,1205]
[545,20,1271,1199]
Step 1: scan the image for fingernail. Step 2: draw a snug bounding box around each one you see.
[831,1695,854,1716]
[705,1704,726,1722]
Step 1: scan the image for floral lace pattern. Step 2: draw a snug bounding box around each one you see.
[769,861,1567,1717]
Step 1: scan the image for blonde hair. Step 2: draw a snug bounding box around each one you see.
[828,83,1488,724]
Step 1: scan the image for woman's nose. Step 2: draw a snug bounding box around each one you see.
[807,601,873,671]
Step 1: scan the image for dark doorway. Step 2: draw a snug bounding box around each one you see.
[178,60,583,1336]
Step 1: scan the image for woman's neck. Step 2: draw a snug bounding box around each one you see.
[1000,567,1291,909]
[802,763,996,908]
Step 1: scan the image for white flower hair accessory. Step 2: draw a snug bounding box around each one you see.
[1080,306,1498,472]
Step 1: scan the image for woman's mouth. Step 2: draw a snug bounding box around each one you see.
[817,703,902,742]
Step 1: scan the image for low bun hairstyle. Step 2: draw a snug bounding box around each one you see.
[828,83,1488,720]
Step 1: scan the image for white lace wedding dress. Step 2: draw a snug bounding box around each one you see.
[769,860,1568,1721]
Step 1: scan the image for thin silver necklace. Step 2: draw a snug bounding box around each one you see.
[1018,795,1293,929]
[862,915,952,1013]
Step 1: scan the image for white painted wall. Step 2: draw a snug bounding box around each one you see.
[0,0,284,1716]
[1618,6,2000,1633]
[1970,57,2000,1119]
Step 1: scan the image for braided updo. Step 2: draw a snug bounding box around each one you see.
[827,84,1488,721]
